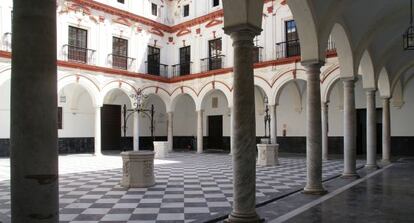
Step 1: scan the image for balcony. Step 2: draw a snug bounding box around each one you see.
[200,55,225,72]
[108,54,135,70]
[62,44,96,64]
[276,39,301,59]
[172,62,193,77]
[145,62,169,77]
[2,32,12,52]
[253,46,264,63]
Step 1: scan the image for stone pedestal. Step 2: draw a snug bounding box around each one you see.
[257,144,279,166]
[154,141,169,158]
[121,151,155,188]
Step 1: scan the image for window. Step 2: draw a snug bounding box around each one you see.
[151,3,158,16]
[212,0,220,7]
[285,20,300,57]
[57,107,63,130]
[117,0,125,3]
[208,38,222,70]
[147,46,160,75]
[68,26,88,63]
[183,5,190,17]
[179,46,191,75]
[112,37,128,69]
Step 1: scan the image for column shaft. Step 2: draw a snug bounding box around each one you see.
[270,105,278,144]
[94,107,102,156]
[133,112,139,151]
[342,79,358,178]
[366,90,378,168]
[321,102,328,160]
[167,112,173,152]
[10,0,59,222]
[197,110,203,153]
[303,63,327,195]
[230,107,234,154]
[382,98,391,164]
[227,30,260,222]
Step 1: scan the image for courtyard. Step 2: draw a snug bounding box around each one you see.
[0,152,364,222]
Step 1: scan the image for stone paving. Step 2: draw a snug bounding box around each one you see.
[0,152,363,223]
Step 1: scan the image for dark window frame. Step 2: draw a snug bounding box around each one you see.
[179,46,191,75]
[284,20,300,57]
[208,38,222,70]
[68,26,88,63]
[112,37,128,69]
[183,4,190,17]
[117,0,125,4]
[147,46,161,75]
[151,3,158,16]
[212,0,220,7]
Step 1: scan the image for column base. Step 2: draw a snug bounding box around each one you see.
[94,153,103,157]
[225,212,263,223]
[341,173,360,179]
[365,164,379,170]
[303,186,328,195]
[381,159,391,166]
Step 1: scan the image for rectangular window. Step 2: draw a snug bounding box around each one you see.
[152,3,158,16]
[179,46,191,75]
[213,0,220,7]
[183,5,190,17]
[117,0,125,4]
[112,37,128,70]
[57,107,63,130]
[285,20,300,57]
[147,46,160,75]
[68,26,88,63]
[208,38,222,70]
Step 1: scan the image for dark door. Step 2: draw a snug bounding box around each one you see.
[68,26,87,63]
[208,38,222,70]
[179,46,191,75]
[285,20,300,57]
[112,37,128,69]
[101,104,121,151]
[208,115,223,150]
[148,46,160,75]
[356,109,367,155]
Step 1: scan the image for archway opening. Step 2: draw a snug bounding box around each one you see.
[172,94,196,151]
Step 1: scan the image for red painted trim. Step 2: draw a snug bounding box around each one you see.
[176,28,191,37]
[0,51,11,58]
[205,19,223,28]
[59,74,101,91]
[321,66,340,84]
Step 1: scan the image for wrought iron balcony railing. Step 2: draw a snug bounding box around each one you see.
[145,62,169,77]
[276,39,301,59]
[62,44,96,64]
[2,32,12,52]
[108,54,135,70]
[200,55,225,72]
[253,46,264,63]
[172,62,193,77]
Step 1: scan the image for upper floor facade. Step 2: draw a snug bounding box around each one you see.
[0,0,336,81]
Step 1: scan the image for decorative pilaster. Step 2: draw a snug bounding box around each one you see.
[366,89,378,169]
[303,62,327,195]
[321,102,329,160]
[342,78,359,178]
[10,0,59,221]
[133,111,140,151]
[382,97,391,165]
[167,111,174,152]
[197,110,204,153]
[94,106,102,156]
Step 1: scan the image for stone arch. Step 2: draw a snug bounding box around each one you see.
[377,67,391,98]
[101,80,136,107]
[58,74,100,107]
[170,92,197,112]
[330,22,356,78]
[170,87,198,111]
[323,76,341,104]
[273,69,307,106]
[358,50,377,90]
[140,86,172,112]
[197,82,232,110]
[254,76,273,104]
[0,67,11,87]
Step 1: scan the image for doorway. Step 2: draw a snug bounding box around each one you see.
[207,115,223,150]
[356,108,383,155]
[101,104,121,151]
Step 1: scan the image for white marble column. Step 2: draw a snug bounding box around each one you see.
[366,89,378,169]
[342,78,359,178]
[133,111,140,151]
[10,0,59,221]
[382,97,391,165]
[224,29,261,222]
[197,110,204,153]
[303,62,327,195]
[270,105,278,144]
[321,102,329,160]
[229,107,234,155]
[94,106,102,156]
[167,111,173,152]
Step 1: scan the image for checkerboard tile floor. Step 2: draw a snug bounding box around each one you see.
[0,152,364,223]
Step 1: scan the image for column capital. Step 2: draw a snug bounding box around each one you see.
[365,88,377,93]
[381,96,391,100]
[301,60,325,68]
[223,24,262,37]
